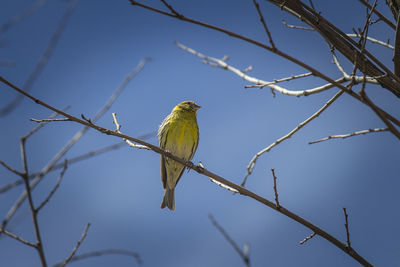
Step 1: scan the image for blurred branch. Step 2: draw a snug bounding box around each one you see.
[0,77,373,266]
[0,0,78,117]
[60,223,91,267]
[0,0,46,35]
[209,214,250,267]
[0,228,37,248]
[52,249,142,267]
[0,58,149,236]
[308,127,389,144]
[0,132,155,195]
[242,89,344,187]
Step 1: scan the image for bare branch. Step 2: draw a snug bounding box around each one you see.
[358,0,396,29]
[112,113,150,150]
[30,118,71,123]
[36,160,68,212]
[347,34,394,50]
[0,160,23,176]
[0,228,37,248]
[0,58,148,234]
[52,249,142,267]
[20,137,48,267]
[209,214,250,266]
[271,169,280,209]
[244,72,313,89]
[176,41,343,96]
[282,19,314,30]
[242,89,344,187]
[299,232,317,245]
[343,208,351,248]
[394,13,400,76]
[252,0,276,48]
[309,128,389,144]
[0,0,79,117]
[61,223,91,267]
[360,90,400,139]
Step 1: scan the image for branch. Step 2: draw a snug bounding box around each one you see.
[358,0,397,30]
[60,223,91,267]
[0,228,37,248]
[394,13,400,76]
[242,89,344,187]
[0,0,46,35]
[299,232,316,245]
[252,0,276,49]
[209,214,250,266]
[36,160,68,212]
[30,118,71,123]
[112,113,150,150]
[52,249,142,267]
[343,208,351,248]
[271,169,280,209]
[176,41,344,96]
[0,77,372,266]
[0,58,148,234]
[0,0,78,117]
[0,160,23,176]
[20,136,48,267]
[308,127,389,144]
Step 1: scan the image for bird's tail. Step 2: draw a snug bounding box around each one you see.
[161,188,175,210]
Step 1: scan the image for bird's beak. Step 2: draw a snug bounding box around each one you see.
[194,104,201,110]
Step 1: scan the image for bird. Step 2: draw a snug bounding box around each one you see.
[158,101,200,210]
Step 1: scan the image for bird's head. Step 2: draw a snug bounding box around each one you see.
[174,101,201,113]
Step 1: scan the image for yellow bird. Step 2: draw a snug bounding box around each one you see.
[158,101,200,210]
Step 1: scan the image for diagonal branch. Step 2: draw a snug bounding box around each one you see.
[242,89,344,187]
[0,0,79,117]
[61,223,91,267]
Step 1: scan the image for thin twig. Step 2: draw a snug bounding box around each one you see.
[209,214,250,267]
[0,0,78,117]
[0,228,37,248]
[0,76,374,267]
[309,127,389,144]
[271,169,280,208]
[360,90,400,139]
[30,118,71,123]
[0,58,149,235]
[0,160,23,176]
[52,249,142,267]
[343,208,351,248]
[36,160,68,212]
[112,113,150,150]
[61,223,91,267]
[299,232,316,245]
[358,0,396,30]
[244,72,313,88]
[252,0,275,48]
[347,34,394,49]
[281,19,314,30]
[242,89,344,187]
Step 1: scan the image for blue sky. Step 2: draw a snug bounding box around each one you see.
[1,0,400,266]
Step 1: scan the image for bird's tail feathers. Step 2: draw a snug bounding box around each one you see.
[161,188,175,211]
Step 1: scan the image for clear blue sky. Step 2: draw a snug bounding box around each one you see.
[1,0,399,266]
